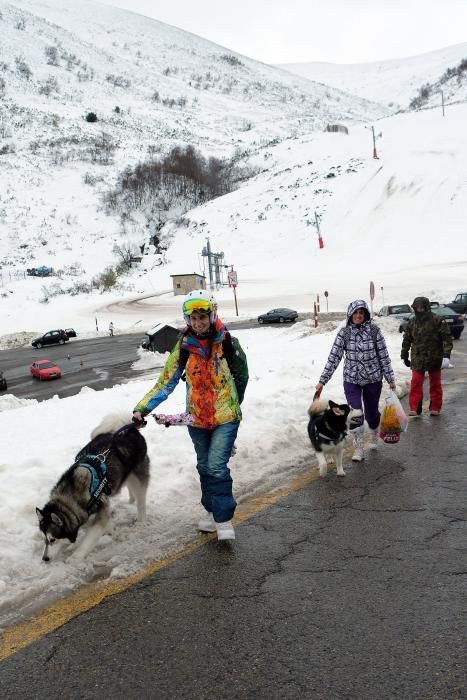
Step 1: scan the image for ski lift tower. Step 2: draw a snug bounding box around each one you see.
[201,238,225,289]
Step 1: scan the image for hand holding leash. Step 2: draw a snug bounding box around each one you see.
[313,383,324,401]
[132,412,147,428]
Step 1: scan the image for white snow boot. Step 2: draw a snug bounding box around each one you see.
[198,512,216,532]
[351,426,365,462]
[368,428,379,450]
[216,520,235,541]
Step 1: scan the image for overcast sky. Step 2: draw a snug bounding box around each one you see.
[99,0,467,64]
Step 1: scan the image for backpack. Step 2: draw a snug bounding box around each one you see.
[179,332,249,403]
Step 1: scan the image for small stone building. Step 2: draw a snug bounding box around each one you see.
[170,273,206,296]
[325,124,349,134]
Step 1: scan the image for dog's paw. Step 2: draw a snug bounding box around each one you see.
[319,467,327,477]
[336,470,346,477]
[66,551,85,564]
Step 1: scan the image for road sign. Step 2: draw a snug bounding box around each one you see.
[324,291,328,297]
[228,270,238,288]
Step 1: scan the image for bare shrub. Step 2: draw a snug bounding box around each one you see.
[93,267,117,290]
[219,54,243,67]
[106,74,131,89]
[38,76,60,96]
[15,56,32,80]
[45,46,59,66]
[0,143,16,156]
[113,241,139,271]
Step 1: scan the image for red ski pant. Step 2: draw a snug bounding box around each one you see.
[409,369,442,413]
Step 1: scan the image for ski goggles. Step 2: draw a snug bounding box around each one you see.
[182,298,213,316]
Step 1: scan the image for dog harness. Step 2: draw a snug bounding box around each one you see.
[79,454,111,511]
[310,419,347,446]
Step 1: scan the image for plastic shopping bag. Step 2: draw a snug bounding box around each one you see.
[387,390,408,433]
[379,391,408,444]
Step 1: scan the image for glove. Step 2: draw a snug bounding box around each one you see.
[441,357,451,369]
[403,359,411,368]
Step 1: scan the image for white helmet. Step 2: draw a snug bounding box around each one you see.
[182,289,217,325]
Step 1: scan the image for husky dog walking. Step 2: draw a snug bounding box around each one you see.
[308,399,363,477]
[36,414,150,562]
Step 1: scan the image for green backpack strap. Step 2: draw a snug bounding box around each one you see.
[222,332,249,404]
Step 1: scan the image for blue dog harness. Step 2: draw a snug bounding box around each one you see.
[79,454,111,511]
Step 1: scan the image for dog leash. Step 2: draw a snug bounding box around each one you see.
[312,386,323,401]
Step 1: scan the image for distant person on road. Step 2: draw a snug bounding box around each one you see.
[401,296,453,417]
[315,299,396,462]
[109,321,114,337]
[132,290,248,542]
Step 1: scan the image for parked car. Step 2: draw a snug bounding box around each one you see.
[0,371,7,392]
[30,360,62,380]
[31,329,69,348]
[257,308,298,324]
[446,292,467,316]
[376,304,412,318]
[399,305,465,339]
[64,328,77,338]
[26,266,54,277]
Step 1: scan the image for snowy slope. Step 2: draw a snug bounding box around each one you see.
[0,0,388,288]
[278,42,467,109]
[0,0,466,340]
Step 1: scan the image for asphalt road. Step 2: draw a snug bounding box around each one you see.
[0,313,343,402]
[1,336,466,699]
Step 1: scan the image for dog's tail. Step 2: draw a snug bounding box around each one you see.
[308,399,329,417]
[91,412,133,439]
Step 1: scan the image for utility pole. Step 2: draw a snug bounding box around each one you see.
[439,89,445,117]
[371,125,378,159]
[314,210,324,248]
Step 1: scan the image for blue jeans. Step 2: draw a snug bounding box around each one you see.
[188,421,239,523]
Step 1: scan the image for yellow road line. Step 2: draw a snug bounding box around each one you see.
[0,465,321,661]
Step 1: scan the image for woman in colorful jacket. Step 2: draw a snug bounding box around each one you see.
[315,299,396,462]
[133,290,248,541]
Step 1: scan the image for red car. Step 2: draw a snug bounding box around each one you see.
[30,360,62,381]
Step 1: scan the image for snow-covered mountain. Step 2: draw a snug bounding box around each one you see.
[1,0,466,341]
[278,43,467,110]
[0,0,388,296]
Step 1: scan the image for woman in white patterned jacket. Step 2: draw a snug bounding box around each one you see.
[315,299,396,462]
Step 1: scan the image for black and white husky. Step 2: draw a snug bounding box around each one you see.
[36,414,150,562]
[308,399,363,477]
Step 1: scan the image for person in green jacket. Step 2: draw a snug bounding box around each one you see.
[133,290,248,541]
[401,296,453,416]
